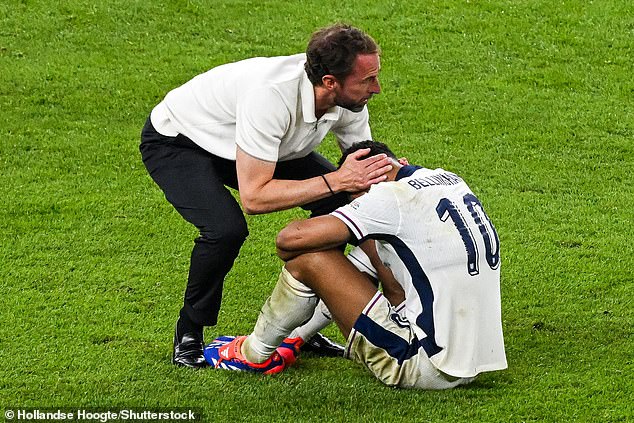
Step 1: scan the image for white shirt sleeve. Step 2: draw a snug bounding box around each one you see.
[331,183,400,242]
[330,107,372,151]
[235,86,291,162]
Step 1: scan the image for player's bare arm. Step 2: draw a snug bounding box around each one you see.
[237,147,392,215]
[276,215,351,261]
[361,240,405,305]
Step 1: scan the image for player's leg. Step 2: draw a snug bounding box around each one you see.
[203,266,319,371]
[238,247,378,366]
[207,248,373,368]
[140,119,248,368]
[284,249,378,338]
[283,299,332,345]
[204,248,373,370]
[202,263,317,374]
[283,246,378,354]
[239,267,319,363]
[274,152,350,356]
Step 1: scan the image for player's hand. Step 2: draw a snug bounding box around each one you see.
[332,148,392,192]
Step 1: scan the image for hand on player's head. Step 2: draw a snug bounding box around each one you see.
[338,140,399,167]
[335,148,391,193]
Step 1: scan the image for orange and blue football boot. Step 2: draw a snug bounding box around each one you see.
[276,337,305,366]
[204,336,286,375]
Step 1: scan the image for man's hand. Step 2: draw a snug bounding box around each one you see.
[329,148,392,193]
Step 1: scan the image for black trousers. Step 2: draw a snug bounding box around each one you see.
[140,118,348,326]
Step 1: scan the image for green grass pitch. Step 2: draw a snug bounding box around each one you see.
[1,0,632,421]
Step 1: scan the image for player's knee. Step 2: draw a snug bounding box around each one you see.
[285,252,324,281]
[284,256,303,281]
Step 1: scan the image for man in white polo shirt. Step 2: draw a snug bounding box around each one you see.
[140,24,390,368]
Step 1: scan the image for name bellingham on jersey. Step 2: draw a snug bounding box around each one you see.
[407,171,463,190]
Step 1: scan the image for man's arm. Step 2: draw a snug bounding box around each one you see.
[276,215,352,261]
[236,147,392,215]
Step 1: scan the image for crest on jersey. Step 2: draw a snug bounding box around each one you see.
[390,312,410,329]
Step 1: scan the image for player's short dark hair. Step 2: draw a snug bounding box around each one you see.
[338,140,398,167]
[305,23,380,86]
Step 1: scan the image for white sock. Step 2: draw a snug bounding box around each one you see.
[289,299,333,341]
[242,267,317,363]
[287,247,375,342]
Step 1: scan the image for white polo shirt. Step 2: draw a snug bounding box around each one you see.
[150,53,372,162]
[332,166,507,378]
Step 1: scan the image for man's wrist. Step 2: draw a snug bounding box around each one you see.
[321,174,335,195]
[324,171,342,193]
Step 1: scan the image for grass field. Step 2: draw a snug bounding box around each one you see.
[1,0,632,421]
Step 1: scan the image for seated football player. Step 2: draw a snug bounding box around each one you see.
[203,141,508,389]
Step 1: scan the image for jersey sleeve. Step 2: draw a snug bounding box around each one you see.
[330,107,372,151]
[330,183,400,242]
[235,86,290,162]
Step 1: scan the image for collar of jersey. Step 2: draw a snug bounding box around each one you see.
[396,165,422,180]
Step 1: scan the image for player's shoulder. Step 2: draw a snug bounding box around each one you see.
[360,179,403,205]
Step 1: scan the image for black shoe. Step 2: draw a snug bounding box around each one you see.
[172,327,209,368]
[301,332,345,357]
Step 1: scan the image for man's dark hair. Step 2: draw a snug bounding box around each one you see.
[338,140,397,167]
[305,23,380,86]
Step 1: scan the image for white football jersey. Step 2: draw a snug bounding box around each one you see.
[332,166,507,378]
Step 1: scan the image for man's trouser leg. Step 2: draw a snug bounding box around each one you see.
[140,118,248,328]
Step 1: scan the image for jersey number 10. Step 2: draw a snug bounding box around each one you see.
[436,193,500,276]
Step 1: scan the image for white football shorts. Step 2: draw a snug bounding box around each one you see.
[345,292,474,390]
